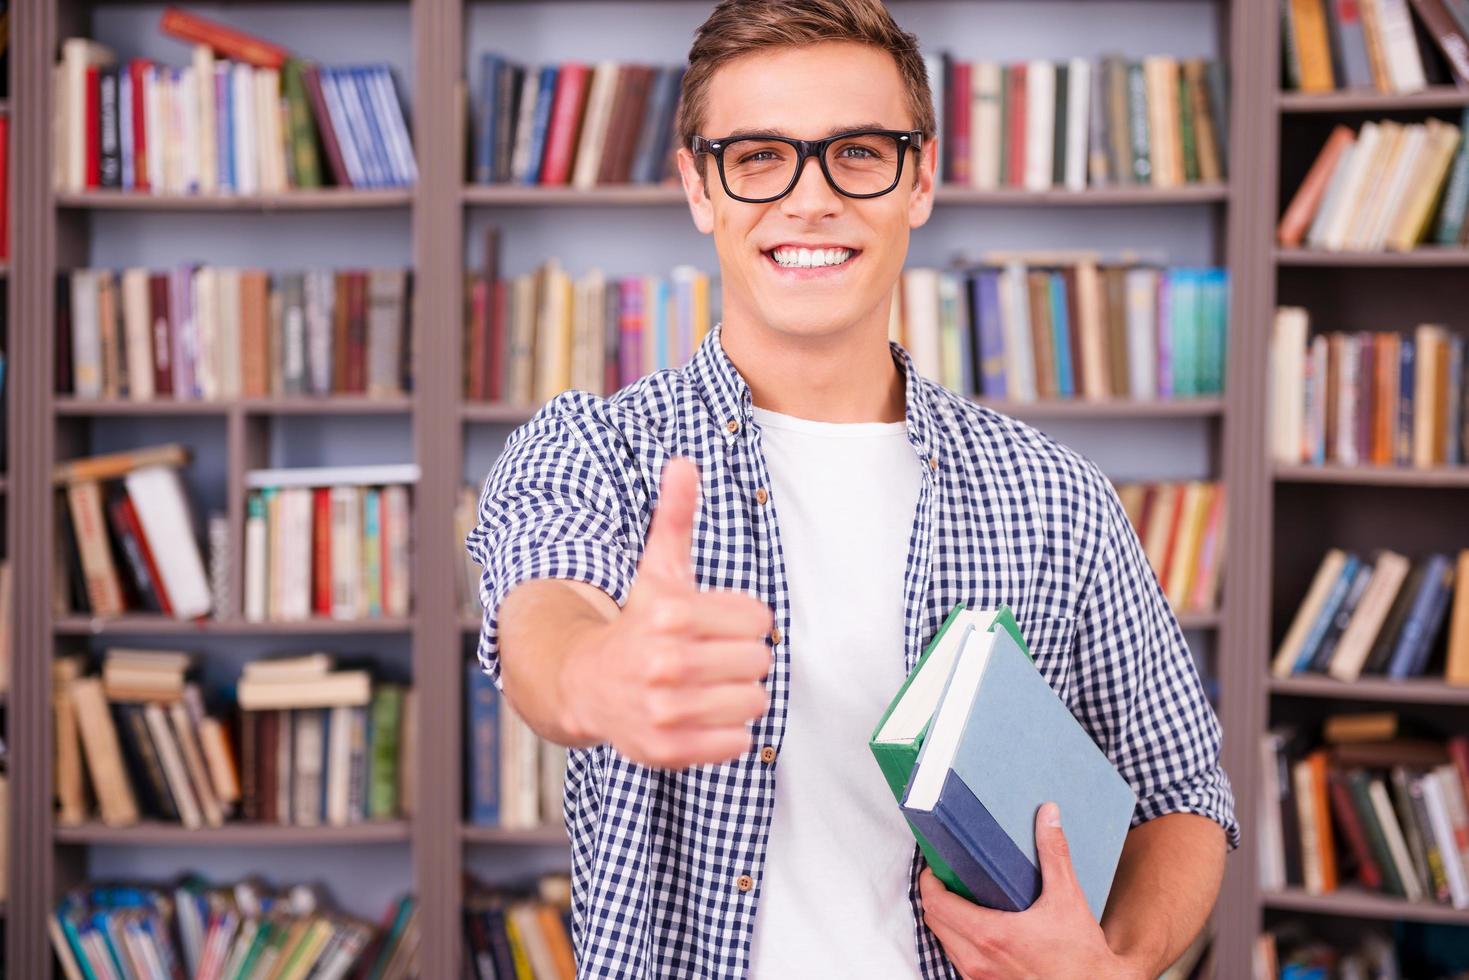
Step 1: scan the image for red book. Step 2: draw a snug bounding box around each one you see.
[160,6,289,70]
[488,279,508,403]
[1328,771,1383,890]
[110,492,175,616]
[481,225,501,402]
[1450,737,1469,816]
[1155,485,1189,589]
[86,65,102,189]
[148,273,175,396]
[302,62,351,187]
[313,487,332,615]
[467,279,488,401]
[1007,64,1027,189]
[0,115,9,260]
[540,63,592,186]
[949,61,972,186]
[129,59,151,192]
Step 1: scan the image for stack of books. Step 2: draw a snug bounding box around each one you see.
[928,53,1228,188]
[234,655,414,827]
[54,650,238,829]
[54,9,416,195]
[469,55,684,186]
[1114,480,1226,615]
[1280,0,1469,94]
[1270,309,1469,468]
[1270,548,1469,683]
[464,229,714,403]
[463,875,576,980]
[57,266,413,402]
[244,463,417,623]
[54,443,214,621]
[465,660,568,831]
[1277,111,1469,252]
[896,259,1229,402]
[50,877,417,980]
[1259,724,1469,909]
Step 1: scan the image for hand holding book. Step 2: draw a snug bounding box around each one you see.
[559,457,775,769]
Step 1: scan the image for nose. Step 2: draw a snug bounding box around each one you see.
[779,151,843,220]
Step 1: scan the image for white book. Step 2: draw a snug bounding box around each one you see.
[193,45,217,195]
[276,710,293,825]
[192,267,219,400]
[217,269,242,398]
[1064,58,1091,191]
[326,705,355,827]
[1124,268,1159,400]
[207,512,230,621]
[143,65,163,195]
[255,68,284,194]
[901,268,943,381]
[244,463,421,489]
[319,69,364,188]
[971,62,1004,190]
[1375,0,1429,92]
[383,486,411,618]
[1367,124,1427,250]
[1320,122,1382,251]
[168,700,224,828]
[1436,763,1469,875]
[232,64,258,195]
[1343,122,1404,250]
[242,653,334,681]
[1258,734,1287,891]
[71,269,103,399]
[62,39,117,193]
[180,66,200,194]
[293,709,324,827]
[306,270,335,396]
[123,465,213,618]
[120,268,155,401]
[1336,333,1360,466]
[330,485,363,619]
[244,493,268,622]
[119,67,134,191]
[572,62,620,190]
[1000,263,1037,402]
[1422,771,1469,908]
[1368,777,1424,901]
[143,702,202,829]
[1024,60,1056,191]
[1271,306,1309,464]
[238,672,372,710]
[280,487,314,620]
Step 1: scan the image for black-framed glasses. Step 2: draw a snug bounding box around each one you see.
[691,128,924,203]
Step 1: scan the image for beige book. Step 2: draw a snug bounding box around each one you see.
[1375,0,1429,92]
[1342,121,1404,250]
[1166,483,1213,610]
[1320,121,1384,250]
[1327,550,1411,681]
[383,485,411,618]
[329,485,364,620]
[144,701,202,828]
[1141,484,1181,582]
[197,716,242,804]
[53,443,190,486]
[97,271,120,400]
[1272,307,1310,464]
[509,903,560,980]
[217,268,243,398]
[572,62,620,190]
[1370,777,1425,900]
[1446,551,1469,686]
[120,269,155,401]
[169,700,224,827]
[1413,324,1446,467]
[1144,57,1181,187]
[1024,60,1056,191]
[193,267,219,399]
[61,39,118,192]
[1272,549,1349,677]
[53,657,89,826]
[1116,484,1145,531]
[238,671,373,710]
[1364,124,1426,250]
[1387,119,1463,250]
[242,653,334,682]
[972,61,1004,189]
[534,260,574,403]
[70,676,141,826]
[193,45,217,194]
[326,705,355,827]
[66,479,125,615]
[1075,260,1110,400]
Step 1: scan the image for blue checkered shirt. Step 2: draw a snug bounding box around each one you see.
[466,321,1239,979]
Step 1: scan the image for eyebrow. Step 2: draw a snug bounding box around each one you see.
[718,122,899,140]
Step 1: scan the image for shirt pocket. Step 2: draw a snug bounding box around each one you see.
[1022,615,1078,703]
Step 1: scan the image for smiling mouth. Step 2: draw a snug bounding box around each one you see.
[762,246,861,271]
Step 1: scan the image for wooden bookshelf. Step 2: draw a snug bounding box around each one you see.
[54,396,416,417]
[1275,463,1469,488]
[52,615,417,635]
[462,182,1230,207]
[460,824,569,846]
[1262,887,1469,926]
[55,821,412,846]
[1276,86,1469,113]
[1269,675,1469,705]
[55,189,414,211]
[1275,247,1469,267]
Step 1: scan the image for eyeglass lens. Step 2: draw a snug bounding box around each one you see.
[720,133,903,200]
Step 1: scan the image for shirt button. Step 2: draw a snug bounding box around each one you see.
[754,487,769,505]
[726,419,739,434]
[929,456,939,471]
[759,746,777,764]
[736,874,755,892]
[770,627,782,645]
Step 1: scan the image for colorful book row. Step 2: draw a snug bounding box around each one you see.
[465,659,568,831]
[1280,0,1469,94]
[1114,480,1226,616]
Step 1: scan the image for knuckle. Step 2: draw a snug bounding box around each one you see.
[644,690,683,728]
[645,647,684,685]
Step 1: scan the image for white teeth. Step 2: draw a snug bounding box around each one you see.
[770,247,853,269]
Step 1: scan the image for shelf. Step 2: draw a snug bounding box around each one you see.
[1277,87,1469,113]
[461,824,569,846]
[54,615,415,635]
[1275,247,1469,267]
[1275,464,1469,488]
[1176,610,1221,630]
[55,396,415,417]
[461,402,542,424]
[462,182,1229,207]
[56,821,411,846]
[56,189,414,211]
[1269,675,1469,705]
[1262,887,1469,925]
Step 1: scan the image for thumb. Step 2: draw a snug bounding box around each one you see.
[1035,802,1083,903]
[642,457,700,587]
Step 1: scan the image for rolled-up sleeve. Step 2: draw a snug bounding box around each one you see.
[1074,476,1240,850]
[464,403,638,691]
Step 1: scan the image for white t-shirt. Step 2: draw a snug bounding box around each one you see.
[746,405,926,979]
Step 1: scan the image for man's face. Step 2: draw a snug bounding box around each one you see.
[677,41,937,345]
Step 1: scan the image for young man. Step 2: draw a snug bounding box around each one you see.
[467,1,1238,977]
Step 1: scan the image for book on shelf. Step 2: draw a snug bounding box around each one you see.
[895,257,1228,403]
[56,265,413,402]
[54,649,415,830]
[1258,725,1469,909]
[927,52,1227,189]
[0,560,10,696]
[1113,480,1227,616]
[1271,548,1469,682]
[243,465,416,623]
[49,875,417,980]
[0,111,9,260]
[54,18,416,196]
[463,230,714,403]
[52,443,215,621]
[464,875,577,980]
[1281,0,1469,93]
[1271,308,1469,468]
[465,659,568,831]
[470,54,685,188]
[1277,110,1469,252]
[1257,923,1412,980]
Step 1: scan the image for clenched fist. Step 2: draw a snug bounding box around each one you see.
[561,457,775,768]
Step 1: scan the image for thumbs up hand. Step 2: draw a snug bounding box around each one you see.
[561,457,775,769]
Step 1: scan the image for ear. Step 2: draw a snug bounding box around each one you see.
[907,134,937,230]
[677,146,716,235]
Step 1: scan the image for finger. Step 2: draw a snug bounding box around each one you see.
[688,590,775,639]
[655,640,770,686]
[919,868,1009,936]
[648,681,769,729]
[642,457,700,586]
[1035,802,1083,904]
[629,725,754,770]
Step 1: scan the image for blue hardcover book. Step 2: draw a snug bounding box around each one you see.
[630,66,685,184]
[900,627,1135,919]
[970,268,1006,399]
[1156,272,1173,399]
[1292,552,1362,674]
[466,659,501,825]
[1170,268,1198,399]
[351,67,397,187]
[1398,338,1417,466]
[1048,272,1074,398]
[324,67,376,188]
[1387,554,1454,678]
[1447,336,1464,465]
[1199,268,1228,396]
[523,65,559,185]
[340,66,388,187]
[652,278,671,371]
[216,64,235,193]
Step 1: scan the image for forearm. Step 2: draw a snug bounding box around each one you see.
[496,578,620,748]
[1100,813,1227,978]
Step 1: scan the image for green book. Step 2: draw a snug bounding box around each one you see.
[868,603,1030,900]
[1177,71,1198,184]
[369,683,404,820]
[281,58,324,190]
